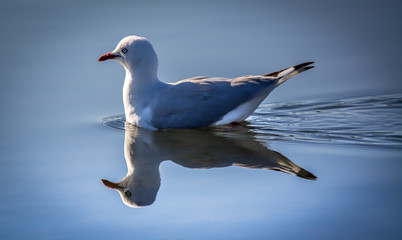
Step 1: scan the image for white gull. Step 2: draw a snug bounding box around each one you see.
[98,35,314,130]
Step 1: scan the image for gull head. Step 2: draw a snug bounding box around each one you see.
[101,177,160,208]
[98,35,158,75]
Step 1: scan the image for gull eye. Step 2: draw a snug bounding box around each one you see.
[122,48,128,53]
[125,191,132,197]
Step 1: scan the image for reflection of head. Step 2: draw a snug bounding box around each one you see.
[102,125,161,208]
[102,172,160,208]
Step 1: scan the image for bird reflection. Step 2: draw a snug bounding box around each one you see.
[102,122,316,208]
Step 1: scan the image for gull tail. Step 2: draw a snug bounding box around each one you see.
[264,61,314,87]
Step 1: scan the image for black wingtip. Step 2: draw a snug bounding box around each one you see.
[297,168,317,180]
[302,66,315,71]
[294,61,314,70]
[294,66,314,75]
[263,62,315,77]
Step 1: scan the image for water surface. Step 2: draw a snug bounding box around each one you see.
[96,93,402,239]
[0,0,401,239]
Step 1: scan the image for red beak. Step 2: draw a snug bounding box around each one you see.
[98,52,119,61]
[101,179,121,189]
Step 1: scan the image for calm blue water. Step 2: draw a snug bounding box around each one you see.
[1,0,401,239]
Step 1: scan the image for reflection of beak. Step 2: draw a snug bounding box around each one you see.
[101,179,121,189]
[98,52,119,61]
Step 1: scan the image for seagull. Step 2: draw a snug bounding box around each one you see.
[98,35,314,130]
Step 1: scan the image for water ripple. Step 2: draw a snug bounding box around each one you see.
[101,94,402,149]
[249,94,402,148]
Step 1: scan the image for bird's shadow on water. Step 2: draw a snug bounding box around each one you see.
[100,119,316,208]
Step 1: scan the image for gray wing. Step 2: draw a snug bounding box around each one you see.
[150,75,277,129]
[150,62,314,129]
